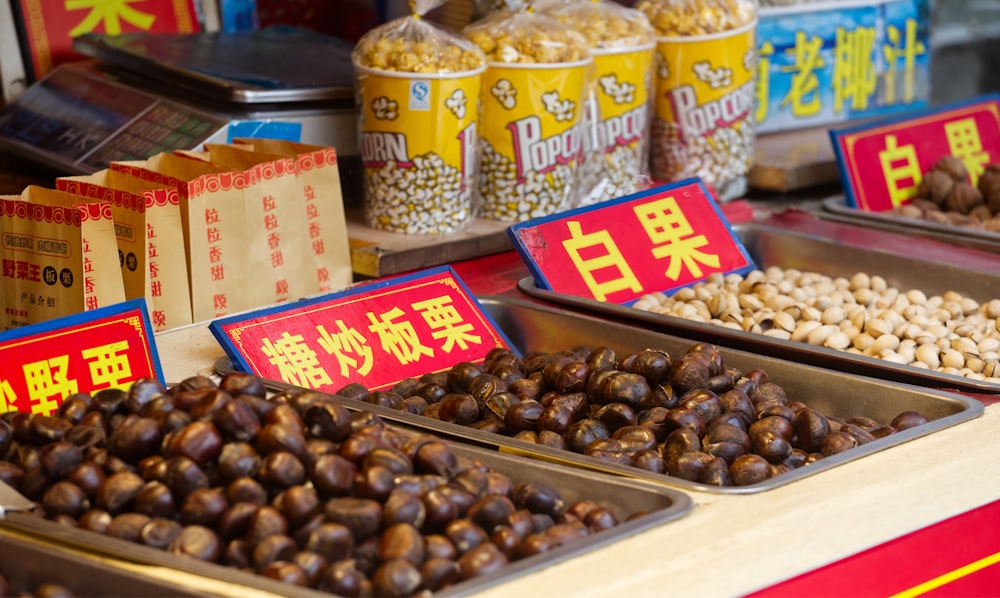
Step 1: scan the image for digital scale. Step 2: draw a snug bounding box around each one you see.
[0,27,360,179]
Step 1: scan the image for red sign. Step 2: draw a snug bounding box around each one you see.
[0,299,164,416]
[831,94,1000,211]
[507,179,755,304]
[749,499,1000,597]
[209,267,513,393]
[13,0,199,80]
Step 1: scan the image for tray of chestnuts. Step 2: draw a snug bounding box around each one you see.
[520,221,1000,394]
[820,157,1000,255]
[216,295,983,495]
[0,372,692,597]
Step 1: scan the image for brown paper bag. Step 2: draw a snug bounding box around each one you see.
[56,170,193,332]
[232,139,352,293]
[0,186,124,330]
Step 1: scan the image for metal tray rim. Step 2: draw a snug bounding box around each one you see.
[213,295,985,495]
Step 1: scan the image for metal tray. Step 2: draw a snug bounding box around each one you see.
[520,222,1000,394]
[216,296,983,494]
[0,439,690,597]
[820,194,1000,256]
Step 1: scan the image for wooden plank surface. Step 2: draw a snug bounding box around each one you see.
[347,209,513,278]
[749,126,840,192]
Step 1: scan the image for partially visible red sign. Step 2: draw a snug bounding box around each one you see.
[0,299,164,416]
[209,267,512,393]
[749,499,1000,597]
[831,94,1000,212]
[14,0,199,80]
[507,179,755,304]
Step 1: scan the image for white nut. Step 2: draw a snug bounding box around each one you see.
[792,320,823,343]
[807,324,838,346]
[824,331,852,350]
[821,305,847,325]
[872,334,901,354]
[941,348,965,369]
[853,332,876,351]
[865,318,893,338]
[763,329,792,340]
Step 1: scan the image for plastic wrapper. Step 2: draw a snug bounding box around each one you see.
[540,0,656,204]
[638,0,759,200]
[464,8,593,221]
[353,0,486,234]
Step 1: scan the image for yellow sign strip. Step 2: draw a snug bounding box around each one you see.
[889,551,1000,598]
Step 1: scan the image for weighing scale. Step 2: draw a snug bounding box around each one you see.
[0,27,360,179]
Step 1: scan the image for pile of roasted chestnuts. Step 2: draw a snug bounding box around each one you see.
[0,575,74,598]
[893,156,1000,230]
[0,373,634,596]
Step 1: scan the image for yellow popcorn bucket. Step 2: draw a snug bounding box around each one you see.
[582,42,655,203]
[649,21,757,198]
[478,59,591,222]
[356,64,484,234]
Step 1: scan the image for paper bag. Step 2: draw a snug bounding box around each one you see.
[0,186,124,330]
[233,138,352,293]
[111,152,293,321]
[56,170,193,332]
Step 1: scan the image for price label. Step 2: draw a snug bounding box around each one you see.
[209,266,513,393]
[507,179,755,304]
[831,93,1000,211]
[0,299,164,416]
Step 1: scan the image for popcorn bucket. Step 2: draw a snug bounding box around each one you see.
[581,42,655,204]
[649,21,757,199]
[478,59,591,222]
[356,64,484,234]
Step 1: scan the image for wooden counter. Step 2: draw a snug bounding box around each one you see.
[155,320,999,597]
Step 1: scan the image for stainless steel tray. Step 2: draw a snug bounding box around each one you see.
[520,221,1000,394]
[1,439,690,597]
[216,296,983,494]
[820,194,1000,256]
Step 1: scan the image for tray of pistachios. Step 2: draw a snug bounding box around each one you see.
[0,371,692,597]
[518,222,1000,394]
[216,295,982,496]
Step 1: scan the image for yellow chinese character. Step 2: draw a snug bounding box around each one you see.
[367,308,434,365]
[756,41,774,124]
[561,221,642,302]
[634,197,722,281]
[0,379,16,414]
[261,332,332,389]
[833,26,876,113]
[780,31,825,117]
[883,19,926,104]
[945,118,990,185]
[878,135,922,206]
[67,0,156,36]
[81,340,131,389]
[23,356,77,416]
[412,296,482,353]
[316,321,373,377]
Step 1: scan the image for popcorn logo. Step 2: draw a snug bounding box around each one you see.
[445,89,468,119]
[541,91,576,122]
[656,52,670,80]
[361,131,412,168]
[491,79,517,110]
[693,61,732,89]
[598,75,636,105]
[668,80,754,141]
[507,116,583,184]
[372,96,399,121]
[596,104,648,153]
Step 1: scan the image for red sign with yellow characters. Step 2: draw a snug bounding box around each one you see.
[0,299,164,416]
[210,267,514,393]
[831,93,1000,211]
[13,0,199,80]
[507,179,755,305]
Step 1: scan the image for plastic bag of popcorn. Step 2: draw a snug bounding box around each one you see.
[353,0,486,234]
[539,0,655,204]
[463,2,593,221]
[638,0,758,201]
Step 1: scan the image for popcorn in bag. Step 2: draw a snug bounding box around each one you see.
[639,0,758,200]
[539,0,655,204]
[353,0,486,235]
[464,3,593,221]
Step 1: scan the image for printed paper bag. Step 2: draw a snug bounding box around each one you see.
[110,153,283,322]
[56,170,193,332]
[0,186,124,330]
[234,138,353,293]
